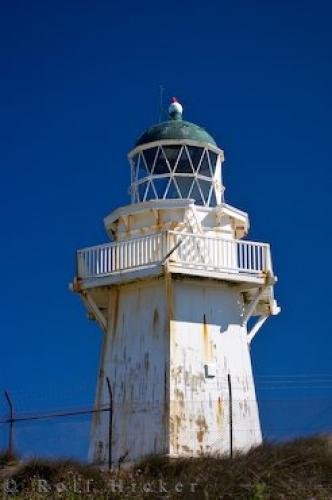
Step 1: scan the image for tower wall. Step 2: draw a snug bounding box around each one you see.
[89,274,262,465]
[169,277,262,456]
[89,278,170,465]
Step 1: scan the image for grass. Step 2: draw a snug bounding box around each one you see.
[0,435,331,498]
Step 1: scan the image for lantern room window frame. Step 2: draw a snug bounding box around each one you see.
[128,140,225,207]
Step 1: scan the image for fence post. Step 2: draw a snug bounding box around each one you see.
[227,374,233,458]
[4,390,14,456]
[106,377,113,469]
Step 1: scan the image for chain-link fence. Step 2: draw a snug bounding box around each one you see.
[1,377,331,464]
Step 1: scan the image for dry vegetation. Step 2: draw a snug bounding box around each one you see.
[0,435,331,498]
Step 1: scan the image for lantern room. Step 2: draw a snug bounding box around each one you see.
[128,98,225,207]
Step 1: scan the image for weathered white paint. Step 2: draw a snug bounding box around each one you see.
[89,279,169,464]
[169,278,262,456]
[88,274,262,465]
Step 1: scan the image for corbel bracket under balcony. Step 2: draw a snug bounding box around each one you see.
[80,291,108,333]
[241,286,266,327]
[247,315,268,344]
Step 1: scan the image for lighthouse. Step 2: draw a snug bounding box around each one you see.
[72,98,280,466]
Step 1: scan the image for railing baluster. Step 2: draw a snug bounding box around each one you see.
[86,250,89,278]
[150,235,152,263]
[107,246,110,273]
[227,240,230,269]
[142,237,145,265]
[249,244,252,271]
[128,240,132,268]
[111,244,115,272]
[122,242,126,269]
[129,240,132,268]
[91,249,94,277]
[134,239,137,267]
[245,243,249,270]
[122,241,125,270]
[239,242,243,270]
[141,238,144,266]
[99,248,102,274]
[211,238,215,268]
[256,246,259,271]
[266,246,271,273]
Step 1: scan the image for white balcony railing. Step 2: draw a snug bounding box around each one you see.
[77,231,272,282]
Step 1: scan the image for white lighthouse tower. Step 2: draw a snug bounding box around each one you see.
[72,98,280,466]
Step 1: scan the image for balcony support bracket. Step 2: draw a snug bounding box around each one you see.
[81,291,107,333]
[247,315,268,344]
[241,286,265,326]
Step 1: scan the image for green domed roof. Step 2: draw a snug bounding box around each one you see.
[135,98,217,147]
[136,119,217,147]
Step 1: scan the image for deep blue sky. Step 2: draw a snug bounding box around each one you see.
[0,0,331,457]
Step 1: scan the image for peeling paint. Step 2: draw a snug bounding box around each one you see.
[217,397,223,426]
[196,415,208,443]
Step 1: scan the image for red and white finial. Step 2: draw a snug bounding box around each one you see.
[169,97,183,120]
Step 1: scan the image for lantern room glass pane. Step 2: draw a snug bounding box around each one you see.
[162,146,182,170]
[187,146,204,171]
[166,178,181,198]
[142,147,158,174]
[189,180,204,205]
[208,151,218,174]
[138,182,147,201]
[145,182,156,200]
[153,147,171,175]
[198,179,211,204]
[137,154,150,179]
[175,176,194,198]
[173,147,193,173]
[197,150,211,176]
[152,177,170,198]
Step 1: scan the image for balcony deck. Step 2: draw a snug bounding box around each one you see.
[75,231,274,290]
